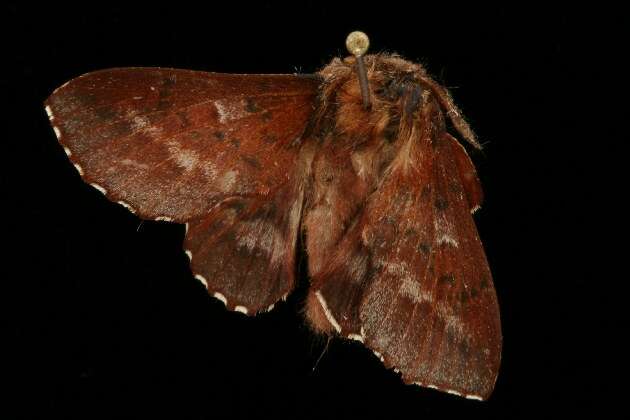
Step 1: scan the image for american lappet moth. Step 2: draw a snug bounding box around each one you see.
[45,32,501,400]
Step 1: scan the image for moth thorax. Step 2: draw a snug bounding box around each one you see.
[317,54,431,148]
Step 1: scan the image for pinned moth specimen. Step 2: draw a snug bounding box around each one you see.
[45,32,501,400]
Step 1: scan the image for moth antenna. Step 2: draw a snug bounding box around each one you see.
[346,31,371,110]
[136,220,144,232]
[416,74,482,149]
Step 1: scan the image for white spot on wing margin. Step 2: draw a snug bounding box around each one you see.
[446,389,463,397]
[117,200,136,214]
[90,183,107,195]
[53,126,61,139]
[347,326,366,343]
[194,274,208,288]
[234,305,248,315]
[315,291,341,333]
[184,250,192,260]
[73,163,84,176]
[45,105,54,120]
[213,292,227,306]
[155,216,173,222]
[415,383,484,400]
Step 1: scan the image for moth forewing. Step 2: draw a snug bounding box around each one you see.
[303,54,501,400]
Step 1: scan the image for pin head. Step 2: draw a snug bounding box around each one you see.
[346,31,370,57]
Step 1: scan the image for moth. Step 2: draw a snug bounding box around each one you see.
[45,32,501,401]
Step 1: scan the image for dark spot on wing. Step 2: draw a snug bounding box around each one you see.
[263,133,278,144]
[439,273,455,285]
[242,155,261,169]
[480,276,490,290]
[213,131,225,140]
[261,111,273,122]
[245,98,260,113]
[230,138,241,148]
[404,228,417,238]
[459,290,469,305]
[418,242,431,256]
[435,197,449,211]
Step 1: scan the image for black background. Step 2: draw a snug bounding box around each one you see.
[2,2,623,419]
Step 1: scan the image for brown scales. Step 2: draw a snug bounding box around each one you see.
[304,53,485,323]
[45,53,500,401]
[302,55,497,400]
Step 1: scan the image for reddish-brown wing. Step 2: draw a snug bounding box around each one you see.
[45,68,319,221]
[310,130,500,400]
[183,159,308,315]
[45,68,319,314]
[359,133,500,400]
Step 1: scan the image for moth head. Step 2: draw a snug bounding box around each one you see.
[316,54,441,146]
